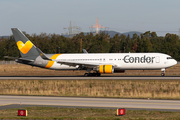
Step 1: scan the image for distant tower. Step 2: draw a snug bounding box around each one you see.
[62,21,81,38]
[89,18,106,34]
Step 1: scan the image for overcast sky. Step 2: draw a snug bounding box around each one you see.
[1,0,180,36]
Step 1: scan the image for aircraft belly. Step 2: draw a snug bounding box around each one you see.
[120,63,164,70]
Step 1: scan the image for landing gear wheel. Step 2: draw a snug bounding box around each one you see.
[161,73,165,76]
[161,68,165,77]
[92,73,96,76]
[84,73,88,76]
[84,73,101,77]
[97,73,101,76]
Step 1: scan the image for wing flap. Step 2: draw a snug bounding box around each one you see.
[36,49,118,68]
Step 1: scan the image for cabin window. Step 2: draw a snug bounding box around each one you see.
[167,57,173,59]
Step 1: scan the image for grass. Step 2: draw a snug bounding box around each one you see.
[0,64,180,99]
[0,106,180,119]
[1,79,180,99]
[0,64,180,119]
[0,63,180,76]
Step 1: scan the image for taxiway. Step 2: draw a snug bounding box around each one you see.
[0,95,180,111]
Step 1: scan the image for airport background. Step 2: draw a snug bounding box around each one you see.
[0,30,180,61]
[0,0,180,119]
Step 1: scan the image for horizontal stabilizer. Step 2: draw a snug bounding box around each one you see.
[4,56,34,63]
[18,58,34,62]
[4,56,18,59]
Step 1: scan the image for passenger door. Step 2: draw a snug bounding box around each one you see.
[156,56,160,63]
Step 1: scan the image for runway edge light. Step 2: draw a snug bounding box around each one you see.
[117,108,125,116]
[18,109,28,116]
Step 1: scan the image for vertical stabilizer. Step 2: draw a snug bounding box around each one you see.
[11,28,39,58]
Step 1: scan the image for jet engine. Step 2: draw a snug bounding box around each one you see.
[97,65,114,74]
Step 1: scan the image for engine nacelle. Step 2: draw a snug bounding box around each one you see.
[97,65,114,74]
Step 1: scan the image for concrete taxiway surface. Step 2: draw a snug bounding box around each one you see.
[0,95,180,111]
[0,76,180,80]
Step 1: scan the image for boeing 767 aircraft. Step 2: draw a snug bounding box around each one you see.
[6,28,177,76]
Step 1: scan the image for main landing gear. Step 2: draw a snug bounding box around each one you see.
[161,68,165,76]
[84,73,101,76]
[84,68,101,76]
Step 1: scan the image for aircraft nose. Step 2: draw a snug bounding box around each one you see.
[173,59,177,65]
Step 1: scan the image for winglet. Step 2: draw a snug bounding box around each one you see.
[82,49,88,54]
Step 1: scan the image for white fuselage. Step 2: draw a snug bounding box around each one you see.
[47,53,177,70]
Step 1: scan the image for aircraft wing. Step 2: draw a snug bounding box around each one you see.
[54,59,120,68]
[36,48,119,68]
[4,56,18,59]
[56,60,102,67]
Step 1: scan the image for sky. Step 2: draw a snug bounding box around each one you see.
[1,0,180,36]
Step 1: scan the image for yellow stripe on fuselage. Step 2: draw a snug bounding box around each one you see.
[45,54,61,68]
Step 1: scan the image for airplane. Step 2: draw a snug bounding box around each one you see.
[5,28,177,76]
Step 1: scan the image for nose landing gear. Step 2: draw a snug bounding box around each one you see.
[161,68,165,76]
[161,73,165,76]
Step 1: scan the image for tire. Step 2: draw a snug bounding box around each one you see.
[84,73,88,77]
[161,73,165,76]
[97,73,101,76]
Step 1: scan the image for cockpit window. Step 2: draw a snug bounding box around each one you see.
[167,57,173,59]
